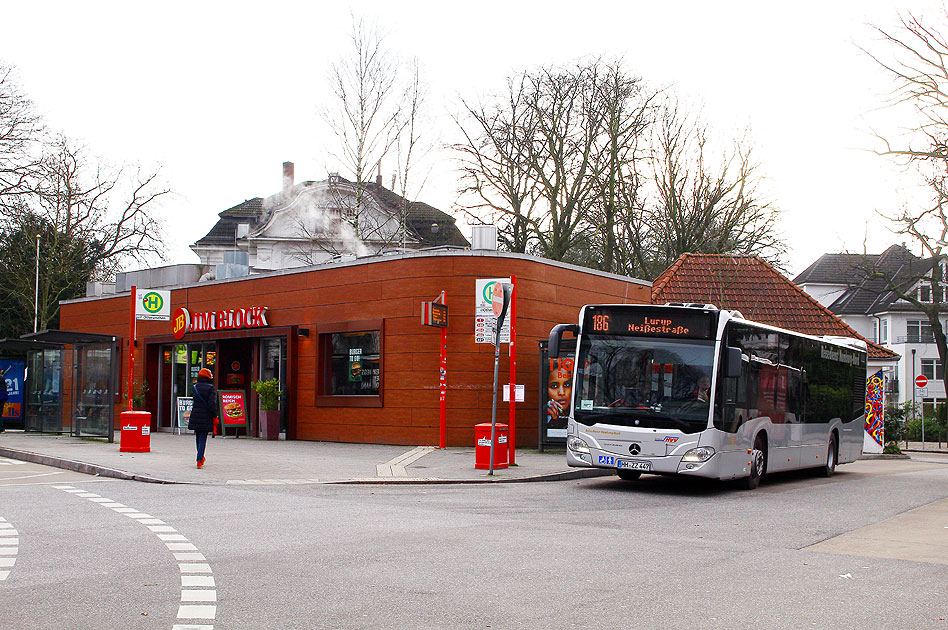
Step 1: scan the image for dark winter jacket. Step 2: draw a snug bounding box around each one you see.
[188,376,218,432]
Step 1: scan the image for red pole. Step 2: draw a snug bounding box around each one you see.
[439,291,447,449]
[508,276,517,465]
[127,285,137,412]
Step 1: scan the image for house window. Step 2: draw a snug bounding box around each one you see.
[921,359,943,381]
[881,319,888,343]
[907,320,933,343]
[873,320,878,343]
[920,284,932,302]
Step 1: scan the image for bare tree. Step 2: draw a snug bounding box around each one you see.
[864,9,948,400]
[0,135,169,333]
[454,75,540,253]
[639,100,783,279]
[0,63,42,208]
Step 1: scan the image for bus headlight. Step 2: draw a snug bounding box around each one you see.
[567,436,590,454]
[681,446,715,462]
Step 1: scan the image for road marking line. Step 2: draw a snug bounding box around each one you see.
[176,605,216,619]
[179,563,212,573]
[174,553,207,561]
[0,472,63,481]
[181,589,217,602]
[0,459,26,465]
[181,576,215,587]
[378,446,435,477]
[0,517,14,581]
[54,486,220,627]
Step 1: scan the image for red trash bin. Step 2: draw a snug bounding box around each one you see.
[475,423,508,470]
[120,411,152,453]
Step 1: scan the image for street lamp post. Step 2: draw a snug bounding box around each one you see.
[33,233,40,333]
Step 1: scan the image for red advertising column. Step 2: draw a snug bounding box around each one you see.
[439,291,447,449]
[508,277,517,465]
[127,285,137,411]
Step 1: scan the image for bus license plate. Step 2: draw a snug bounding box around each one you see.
[618,459,651,472]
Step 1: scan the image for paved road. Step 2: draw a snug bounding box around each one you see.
[1,458,946,629]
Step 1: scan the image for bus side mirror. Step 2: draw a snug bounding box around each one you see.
[724,347,742,378]
[548,324,580,358]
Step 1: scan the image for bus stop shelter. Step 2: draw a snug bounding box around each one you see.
[0,330,119,442]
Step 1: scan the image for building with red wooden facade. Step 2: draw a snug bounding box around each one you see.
[59,250,650,446]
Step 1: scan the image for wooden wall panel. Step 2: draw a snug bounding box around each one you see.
[59,253,649,445]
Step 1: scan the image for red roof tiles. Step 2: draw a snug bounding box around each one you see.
[651,254,899,360]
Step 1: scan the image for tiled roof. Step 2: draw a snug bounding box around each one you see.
[822,245,930,316]
[793,253,877,285]
[652,253,899,360]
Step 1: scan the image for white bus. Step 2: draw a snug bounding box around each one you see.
[548,303,867,489]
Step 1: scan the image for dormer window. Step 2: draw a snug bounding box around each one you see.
[920,284,932,302]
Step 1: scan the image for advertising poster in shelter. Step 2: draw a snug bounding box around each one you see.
[0,359,24,423]
[538,339,575,449]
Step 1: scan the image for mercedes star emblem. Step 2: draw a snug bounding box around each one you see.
[629,443,641,455]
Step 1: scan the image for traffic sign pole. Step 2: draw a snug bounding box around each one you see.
[127,285,137,412]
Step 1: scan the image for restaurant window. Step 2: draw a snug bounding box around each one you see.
[323,330,381,396]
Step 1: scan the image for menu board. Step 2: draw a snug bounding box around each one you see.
[176,397,192,432]
[218,390,250,434]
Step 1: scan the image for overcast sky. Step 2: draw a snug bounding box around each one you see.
[2,0,945,277]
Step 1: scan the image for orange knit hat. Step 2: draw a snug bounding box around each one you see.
[198,368,213,379]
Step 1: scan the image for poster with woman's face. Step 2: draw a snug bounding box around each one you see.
[546,357,574,436]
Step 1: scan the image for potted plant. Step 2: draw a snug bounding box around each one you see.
[251,378,281,440]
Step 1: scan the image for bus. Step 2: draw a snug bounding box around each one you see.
[548,303,867,489]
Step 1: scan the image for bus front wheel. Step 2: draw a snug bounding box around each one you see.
[616,469,641,481]
[818,434,837,478]
[740,435,767,490]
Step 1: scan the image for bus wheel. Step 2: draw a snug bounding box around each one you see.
[818,434,837,478]
[616,469,641,481]
[740,435,766,490]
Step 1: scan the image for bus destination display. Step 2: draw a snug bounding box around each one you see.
[583,307,714,339]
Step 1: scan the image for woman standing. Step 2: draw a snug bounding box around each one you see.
[188,368,218,469]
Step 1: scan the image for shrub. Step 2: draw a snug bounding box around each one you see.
[251,378,281,411]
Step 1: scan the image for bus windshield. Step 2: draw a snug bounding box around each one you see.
[573,335,716,434]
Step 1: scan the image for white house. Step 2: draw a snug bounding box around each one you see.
[795,245,948,415]
[191,162,469,274]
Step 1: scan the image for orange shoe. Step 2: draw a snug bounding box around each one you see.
[196,459,204,469]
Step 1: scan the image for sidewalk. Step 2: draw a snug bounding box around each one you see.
[0,431,609,485]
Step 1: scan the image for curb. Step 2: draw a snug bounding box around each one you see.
[0,446,181,484]
[328,468,616,485]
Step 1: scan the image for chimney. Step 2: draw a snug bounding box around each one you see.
[376,164,382,187]
[283,161,294,193]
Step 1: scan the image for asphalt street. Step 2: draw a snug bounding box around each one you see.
[1,457,947,630]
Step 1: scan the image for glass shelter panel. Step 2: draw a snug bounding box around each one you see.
[73,343,113,437]
[25,348,63,433]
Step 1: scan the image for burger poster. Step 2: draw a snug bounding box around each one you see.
[218,390,249,430]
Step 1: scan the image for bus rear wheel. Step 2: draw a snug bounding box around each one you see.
[616,469,641,481]
[740,435,766,490]
[818,434,837,478]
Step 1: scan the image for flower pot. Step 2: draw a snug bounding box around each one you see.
[261,409,281,440]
